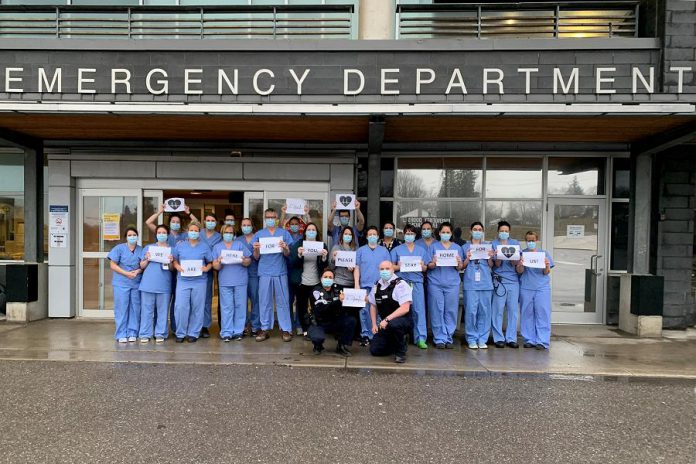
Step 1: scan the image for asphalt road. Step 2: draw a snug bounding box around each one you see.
[1,361,695,463]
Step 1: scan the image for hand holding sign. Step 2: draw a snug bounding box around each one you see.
[335,194,356,210]
[164,198,186,213]
[522,252,546,269]
[335,250,356,268]
[220,249,244,265]
[149,247,172,264]
[470,244,492,261]
[496,244,521,261]
[259,237,282,255]
[180,259,203,276]
[302,241,324,257]
[342,288,367,307]
[286,198,306,216]
[435,249,458,267]
[399,256,422,272]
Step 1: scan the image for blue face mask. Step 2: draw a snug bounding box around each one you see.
[225,220,235,227]
[380,270,392,281]
[404,234,416,243]
[306,230,317,240]
[440,232,451,242]
[527,241,537,250]
[290,225,300,233]
[126,236,138,246]
[383,228,394,238]
[170,222,181,231]
[339,217,350,226]
[472,231,484,240]
[223,233,234,243]
[342,235,352,244]
[156,233,168,243]
[498,231,510,241]
[241,225,253,235]
[188,231,200,241]
[205,221,216,230]
[265,218,276,228]
[367,235,379,245]
[321,278,334,288]
[421,229,432,239]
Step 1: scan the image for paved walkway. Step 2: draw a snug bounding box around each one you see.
[1,319,695,379]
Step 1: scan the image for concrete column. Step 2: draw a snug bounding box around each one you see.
[24,147,44,263]
[359,0,395,40]
[48,159,76,318]
[627,152,653,274]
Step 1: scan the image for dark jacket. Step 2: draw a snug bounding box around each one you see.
[288,240,329,287]
[308,283,344,325]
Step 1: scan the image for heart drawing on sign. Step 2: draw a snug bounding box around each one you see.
[501,247,515,258]
[167,199,182,210]
[339,195,352,207]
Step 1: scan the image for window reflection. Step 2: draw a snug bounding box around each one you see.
[548,157,605,195]
[610,202,629,271]
[486,157,542,199]
[485,201,542,242]
[612,158,630,199]
[396,157,481,198]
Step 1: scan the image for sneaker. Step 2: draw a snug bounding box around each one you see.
[435,343,446,349]
[139,338,149,344]
[127,336,137,343]
[336,344,352,357]
[117,338,128,344]
[468,343,478,350]
[416,340,428,350]
[255,330,269,342]
[233,336,243,341]
[478,343,488,349]
[523,342,535,348]
[360,337,370,347]
[175,337,185,343]
[155,337,165,344]
[394,355,406,364]
[536,344,547,350]
[222,336,232,342]
[200,327,210,339]
[187,336,198,343]
[282,331,293,342]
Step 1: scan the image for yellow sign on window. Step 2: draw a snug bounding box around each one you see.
[102,214,121,241]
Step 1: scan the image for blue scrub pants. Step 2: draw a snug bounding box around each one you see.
[169,277,177,333]
[140,291,171,339]
[359,286,373,340]
[427,283,459,345]
[204,272,214,329]
[219,285,248,338]
[465,289,493,345]
[409,281,427,343]
[174,281,207,339]
[491,283,520,343]
[246,275,261,331]
[519,288,552,348]
[113,286,140,340]
[258,274,292,332]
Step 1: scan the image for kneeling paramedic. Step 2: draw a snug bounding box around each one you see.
[307,269,356,357]
[369,260,413,364]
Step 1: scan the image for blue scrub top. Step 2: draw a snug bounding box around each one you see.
[237,235,259,278]
[107,242,143,289]
[139,243,173,293]
[520,249,554,290]
[491,239,521,285]
[427,241,464,287]
[356,244,391,288]
[253,227,293,277]
[391,243,429,284]
[167,231,188,249]
[331,225,360,248]
[172,240,213,284]
[200,230,222,249]
[461,241,494,290]
[213,241,252,287]
[415,238,436,254]
[288,232,303,244]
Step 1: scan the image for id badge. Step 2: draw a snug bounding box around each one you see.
[474,271,481,282]
[162,263,169,270]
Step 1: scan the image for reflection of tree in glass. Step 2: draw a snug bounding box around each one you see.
[440,169,478,197]
[396,171,429,198]
[566,176,585,195]
[123,205,137,232]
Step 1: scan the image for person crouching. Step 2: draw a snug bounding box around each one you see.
[308,270,356,357]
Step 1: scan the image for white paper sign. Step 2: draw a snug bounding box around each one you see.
[435,249,458,267]
[50,233,67,248]
[302,240,324,257]
[221,249,244,265]
[399,256,422,273]
[164,197,186,213]
[335,250,356,268]
[567,225,585,238]
[180,259,203,276]
[335,193,356,210]
[469,244,492,261]
[149,247,171,264]
[496,244,521,261]
[286,198,306,216]
[522,252,546,269]
[342,288,367,308]
[259,236,282,255]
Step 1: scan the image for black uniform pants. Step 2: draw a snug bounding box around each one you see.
[370,315,412,358]
[308,314,356,349]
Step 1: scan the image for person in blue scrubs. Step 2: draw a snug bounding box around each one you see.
[172,223,214,343]
[491,220,521,349]
[238,218,261,337]
[213,224,252,341]
[391,224,430,350]
[138,224,174,343]
[379,221,402,253]
[355,226,392,345]
[108,227,143,343]
[328,199,365,248]
[462,221,495,350]
[415,221,437,254]
[199,213,222,338]
[516,230,554,350]
[426,222,464,349]
[252,208,293,342]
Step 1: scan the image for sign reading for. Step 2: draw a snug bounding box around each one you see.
[259,237,282,255]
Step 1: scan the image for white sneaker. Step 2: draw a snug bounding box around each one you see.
[468,343,478,350]
[118,337,128,344]
[155,337,165,344]
[478,343,488,349]
[139,338,149,344]
[127,336,137,343]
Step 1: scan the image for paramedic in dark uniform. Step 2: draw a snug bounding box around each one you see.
[369,260,413,363]
[307,269,356,356]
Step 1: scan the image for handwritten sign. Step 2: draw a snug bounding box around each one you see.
[399,256,422,273]
[435,249,458,267]
[523,252,546,269]
[496,244,520,261]
[180,259,203,277]
[302,240,324,257]
[149,246,171,264]
[286,198,306,216]
[342,288,367,308]
[335,193,356,210]
[164,197,186,213]
[221,249,244,265]
[335,250,356,268]
[469,244,492,261]
[259,236,282,255]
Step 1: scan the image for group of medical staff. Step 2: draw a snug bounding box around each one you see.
[108,202,554,352]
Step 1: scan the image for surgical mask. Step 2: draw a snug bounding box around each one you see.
[306,230,317,240]
[472,231,484,240]
[126,236,138,246]
[527,241,537,250]
[188,231,200,240]
[205,221,216,230]
[156,233,168,243]
[265,218,276,228]
[440,232,451,242]
[367,235,379,245]
[498,232,510,241]
[339,217,350,226]
[290,225,300,233]
[242,225,253,235]
[225,220,235,226]
[421,229,432,239]
[404,234,416,243]
[342,235,352,244]
[380,270,392,281]
[321,278,334,288]
[223,233,234,243]
[383,228,394,238]
[170,222,181,232]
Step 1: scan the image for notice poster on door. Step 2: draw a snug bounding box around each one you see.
[102,213,121,241]
[567,225,585,238]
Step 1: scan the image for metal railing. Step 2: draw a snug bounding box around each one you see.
[0,4,355,39]
[397,1,639,39]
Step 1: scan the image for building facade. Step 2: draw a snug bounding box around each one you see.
[0,0,694,329]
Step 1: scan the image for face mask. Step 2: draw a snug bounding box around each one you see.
[380,270,392,281]
[527,241,537,250]
[242,225,253,235]
[290,225,300,233]
[339,217,350,226]
[342,235,352,244]
[225,220,235,226]
[188,231,200,241]
[170,222,181,231]
[126,236,138,245]
[404,234,416,243]
[383,228,394,238]
[265,218,276,228]
[472,231,484,240]
[498,231,510,241]
[321,278,334,288]
[421,229,432,239]
[367,235,378,245]
[306,230,317,240]
[223,233,234,243]
[205,221,216,230]
[440,232,451,242]
[156,233,168,243]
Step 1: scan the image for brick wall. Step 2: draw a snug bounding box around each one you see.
[663,0,696,93]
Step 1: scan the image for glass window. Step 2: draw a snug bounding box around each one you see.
[450,201,483,242]
[0,153,24,261]
[612,158,630,199]
[381,157,394,197]
[610,202,629,271]
[396,158,443,198]
[395,199,449,230]
[71,0,139,4]
[357,157,368,198]
[485,200,543,242]
[444,158,482,198]
[486,157,542,199]
[547,157,605,195]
